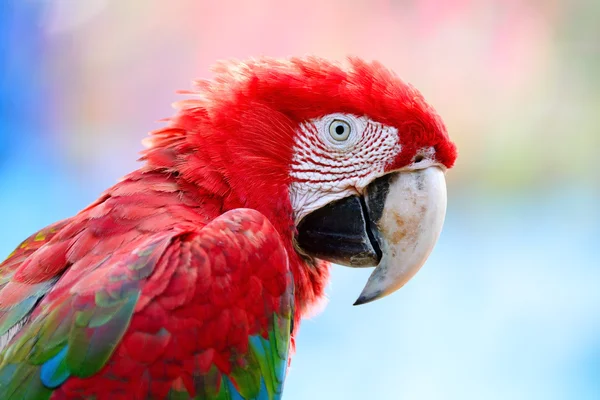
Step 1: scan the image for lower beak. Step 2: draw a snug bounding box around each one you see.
[296,167,447,305]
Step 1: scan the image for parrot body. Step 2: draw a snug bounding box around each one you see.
[0,57,456,399]
[0,171,296,399]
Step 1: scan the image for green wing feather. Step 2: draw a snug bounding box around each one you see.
[0,232,175,399]
[0,221,69,340]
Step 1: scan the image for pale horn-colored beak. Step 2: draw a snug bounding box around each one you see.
[354,167,447,305]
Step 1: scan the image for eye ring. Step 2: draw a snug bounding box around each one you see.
[328,119,352,142]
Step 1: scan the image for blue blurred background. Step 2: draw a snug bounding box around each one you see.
[1,1,598,399]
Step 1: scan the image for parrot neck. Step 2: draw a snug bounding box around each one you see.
[182,167,330,326]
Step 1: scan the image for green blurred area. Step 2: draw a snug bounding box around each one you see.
[426,0,600,193]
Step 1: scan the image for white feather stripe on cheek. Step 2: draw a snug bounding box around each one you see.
[289,113,401,222]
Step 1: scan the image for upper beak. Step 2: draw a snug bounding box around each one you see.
[296,167,447,305]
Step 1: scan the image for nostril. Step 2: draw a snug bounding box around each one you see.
[414,155,424,163]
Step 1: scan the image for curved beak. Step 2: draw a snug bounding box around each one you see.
[296,167,447,305]
[355,167,447,304]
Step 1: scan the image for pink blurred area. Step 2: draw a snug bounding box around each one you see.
[38,0,598,192]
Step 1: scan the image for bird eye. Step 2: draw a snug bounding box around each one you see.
[328,119,351,141]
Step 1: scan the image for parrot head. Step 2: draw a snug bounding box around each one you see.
[143,56,456,310]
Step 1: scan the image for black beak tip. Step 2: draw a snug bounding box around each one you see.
[352,298,366,306]
[353,290,382,306]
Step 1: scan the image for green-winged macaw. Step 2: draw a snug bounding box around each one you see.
[0,56,456,399]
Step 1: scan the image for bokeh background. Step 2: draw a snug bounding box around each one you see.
[1,1,598,399]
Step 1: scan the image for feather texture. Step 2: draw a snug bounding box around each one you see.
[0,204,292,399]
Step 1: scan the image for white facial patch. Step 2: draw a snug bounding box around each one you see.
[289,113,401,222]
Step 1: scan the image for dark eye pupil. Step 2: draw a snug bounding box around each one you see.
[335,125,345,135]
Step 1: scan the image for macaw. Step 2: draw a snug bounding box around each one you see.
[0,57,456,399]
